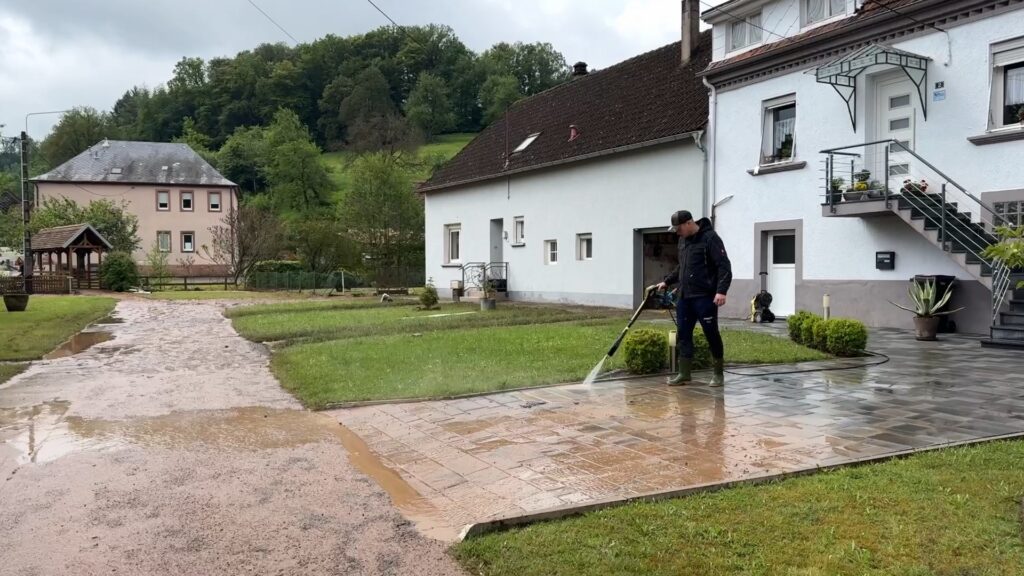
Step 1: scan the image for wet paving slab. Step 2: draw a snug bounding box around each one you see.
[330,325,1024,540]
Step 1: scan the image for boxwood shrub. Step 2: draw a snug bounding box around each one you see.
[826,318,868,357]
[623,329,668,374]
[787,311,816,344]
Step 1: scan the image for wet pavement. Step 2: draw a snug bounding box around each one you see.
[331,324,1024,539]
[0,299,464,576]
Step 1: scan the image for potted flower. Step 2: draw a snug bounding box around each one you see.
[845,181,867,201]
[888,278,963,341]
[866,180,885,199]
[3,291,29,312]
[829,177,845,204]
[480,279,497,311]
[901,179,929,196]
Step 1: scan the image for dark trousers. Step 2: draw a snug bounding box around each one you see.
[677,296,724,360]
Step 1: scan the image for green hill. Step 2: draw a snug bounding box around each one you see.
[322,133,475,191]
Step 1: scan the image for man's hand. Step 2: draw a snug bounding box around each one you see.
[655,282,667,292]
[713,293,727,307]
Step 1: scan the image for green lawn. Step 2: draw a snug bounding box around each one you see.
[271,321,825,408]
[0,296,116,361]
[455,439,1024,576]
[229,301,619,343]
[0,363,27,385]
[322,132,475,189]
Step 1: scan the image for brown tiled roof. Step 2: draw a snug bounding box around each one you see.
[704,0,922,74]
[420,32,712,192]
[31,224,112,251]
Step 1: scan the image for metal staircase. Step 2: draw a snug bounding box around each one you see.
[821,139,1019,347]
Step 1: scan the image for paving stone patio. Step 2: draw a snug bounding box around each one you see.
[330,324,1024,540]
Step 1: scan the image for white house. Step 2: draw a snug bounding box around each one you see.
[702,0,1024,342]
[419,4,711,308]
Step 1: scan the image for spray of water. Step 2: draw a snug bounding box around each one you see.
[582,355,608,386]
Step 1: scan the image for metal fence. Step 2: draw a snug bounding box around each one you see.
[246,267,424,292]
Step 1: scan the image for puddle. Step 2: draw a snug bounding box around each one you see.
[94,315,124,324]
[44,331,113,360]
[334,422,457,541]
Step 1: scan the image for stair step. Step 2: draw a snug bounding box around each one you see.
[1000,312,1024,326]
[991,325,1024,341]
[980,338,1024,350]
[1011,299,1024,313]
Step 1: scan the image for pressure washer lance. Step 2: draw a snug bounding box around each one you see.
[583,285,660,385]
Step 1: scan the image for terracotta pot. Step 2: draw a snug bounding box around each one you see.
[3,294,29,312]
[913,316,940,341]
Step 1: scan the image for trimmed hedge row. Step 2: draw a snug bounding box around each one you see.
[787,311,867,357]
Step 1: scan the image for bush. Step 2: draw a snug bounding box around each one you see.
[623,329,668,374]
[812,319,829,351]
[692,329,713,369]
[825,318,868,357]
[250,260,304,274]
[419,278,439,310]
[801,315,823,348]
[100,251,139,292]
[788,311,816,344]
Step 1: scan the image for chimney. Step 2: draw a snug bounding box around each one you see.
[681,0,700,64]
[573,62,589,76]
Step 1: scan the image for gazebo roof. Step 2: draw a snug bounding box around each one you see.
[31,224,113,251]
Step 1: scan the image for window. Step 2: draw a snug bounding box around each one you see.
[208,191,222,212]
[444,224,461,264]
[805,0,846,25]
[181,231,195,253]
[576,233,593,261]
[991,39,1024,128]
[157,231,171,253]
[180,191,194,211]
[995,201,1023,226]
[889,94,911,109]
[110,167,123,175]
[729,13,762,51]
[512,133,540,154]
[544,240,558,264]
[761,97,796,165]
[513,216,525,244]
[157,190,170,211]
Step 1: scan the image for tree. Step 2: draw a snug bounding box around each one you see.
[144,241,170,289]
[405,72,455,139]
[173,117,217,165]
[0,206,21,249]
[479,75,522,125]
[339,67,395,125]
[317,74,354,147]
[479,41,570,96]
[289,216,361,274]
[29,197,140,253]
[218,126,269,195]
[264,110,333,212]
[39,107,116,168]
[203,205,283,283]
[340,153,423,276]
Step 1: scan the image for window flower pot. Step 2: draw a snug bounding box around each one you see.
[3,293,29,312]
[843,191,864,201]
[913,316,940,341]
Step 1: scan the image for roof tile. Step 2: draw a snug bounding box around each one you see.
[32,140,235,187]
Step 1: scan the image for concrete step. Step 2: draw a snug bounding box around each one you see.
[1010,299,1024,313]
[1000,312,1024,326]
[991,325,1024,341]
[981,337,1024,350]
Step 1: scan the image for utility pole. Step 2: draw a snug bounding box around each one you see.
[20,131,32,293]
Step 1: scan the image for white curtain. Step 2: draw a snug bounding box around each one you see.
[773,107,796,158]
[1007,66,1024,106]
[806,0,825,23]
[830,0,846,17]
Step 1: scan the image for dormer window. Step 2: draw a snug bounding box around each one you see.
[512,133,540,154]
[805,0,846,26]
[729,13,762,52]
[110,167,123,175]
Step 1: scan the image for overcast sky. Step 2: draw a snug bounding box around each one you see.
[0,0,723,140]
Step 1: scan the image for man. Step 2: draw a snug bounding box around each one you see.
[656,210,732,387]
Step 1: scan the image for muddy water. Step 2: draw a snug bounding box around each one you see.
[43,330,113,359]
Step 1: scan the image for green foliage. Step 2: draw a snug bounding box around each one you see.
[479,75,522,125]
[264,109,332,212]
[812,318,829,351]
[801,315,823,349]
[982,225,1024,288]
[0,296,116,361]
[419,278,440,310]
[0,205,21,249]
[218,126,270,195]
[623,329,668,374]
[29,197,140,253]
[250,260,304,274]
[39,107,117,168]
[289,216,360,273]
[888,278,963,317]
[787,311,815,344]
[172,117,217,165]
[100,251,139,292]
[405,72,456,139]
[144,242,170,289]
[825,318,868,357]
[692,329,713,369]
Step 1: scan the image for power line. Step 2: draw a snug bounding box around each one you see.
[364,0,428,50]
[865,0,946,33]
[699,0,789,42]
[245,0,299,45]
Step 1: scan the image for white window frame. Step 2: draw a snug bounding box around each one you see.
[208,191,222,212]
[576,233,593,261]
[544,239,558,265]
[802,0,847,28]
[180,190,194,212]
[994,200,1023,227]
[156,190,170,211]
[728,12,763,53]
[513,133,540,154]
[444,224,461,264]
[157,231,171,253]
[181,231,195,253]
[990,37,1024,130]
[512,216,525,245]
[760,95,797,166]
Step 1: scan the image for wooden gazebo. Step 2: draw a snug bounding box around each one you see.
[30,224,113,290]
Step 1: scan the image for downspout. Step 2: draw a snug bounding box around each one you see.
[691,130,706,215]
[702,76,718,223]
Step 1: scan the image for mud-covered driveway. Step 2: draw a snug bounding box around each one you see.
[0,299,464,576]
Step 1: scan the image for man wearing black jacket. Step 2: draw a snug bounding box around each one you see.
[656,210,733,387]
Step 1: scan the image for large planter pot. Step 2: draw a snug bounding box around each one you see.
[844,191,865,201]
[3,294,29,312]
[913,316,940,341]
[480,298,497,311]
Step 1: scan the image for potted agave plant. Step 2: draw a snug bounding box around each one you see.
[888,278,963,341]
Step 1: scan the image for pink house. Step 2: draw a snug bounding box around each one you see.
[32,140,239,276]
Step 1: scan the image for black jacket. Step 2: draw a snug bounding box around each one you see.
[662,218,732,298]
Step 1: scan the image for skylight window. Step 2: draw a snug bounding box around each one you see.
[110,167,123,174]
[512,132,540,154]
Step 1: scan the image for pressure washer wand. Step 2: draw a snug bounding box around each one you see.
[605,285,658,358]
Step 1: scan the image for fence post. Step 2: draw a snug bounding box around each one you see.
[224,276,228,290]
[184,276,189,291]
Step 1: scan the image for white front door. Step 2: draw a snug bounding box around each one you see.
[767,233,796,317]
[875,75,918,190]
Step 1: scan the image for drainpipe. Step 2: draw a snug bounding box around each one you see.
[691,129,707,217]
[702,76,718,221]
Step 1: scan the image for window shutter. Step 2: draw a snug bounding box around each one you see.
[994,46,1024,67]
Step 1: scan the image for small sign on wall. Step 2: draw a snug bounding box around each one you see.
[876,251,896,271]
[933,81,946,102]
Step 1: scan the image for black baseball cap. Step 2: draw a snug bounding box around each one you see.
[667,210,693,232]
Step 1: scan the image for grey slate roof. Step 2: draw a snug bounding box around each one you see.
[32,140,236,187]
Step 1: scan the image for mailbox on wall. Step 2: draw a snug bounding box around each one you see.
[876,251,896,270]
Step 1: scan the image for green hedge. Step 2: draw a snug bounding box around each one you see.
[786,311,868,357]
[250,260,304,274]
[787,311,816,344]
[623,329,667,374]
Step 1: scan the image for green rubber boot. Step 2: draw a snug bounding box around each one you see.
[667,358,692,386]
[708,358,725,388]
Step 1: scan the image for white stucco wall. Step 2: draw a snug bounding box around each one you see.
[424,142,705,308]
[711,9,1024,286]
[711,0,860,61]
